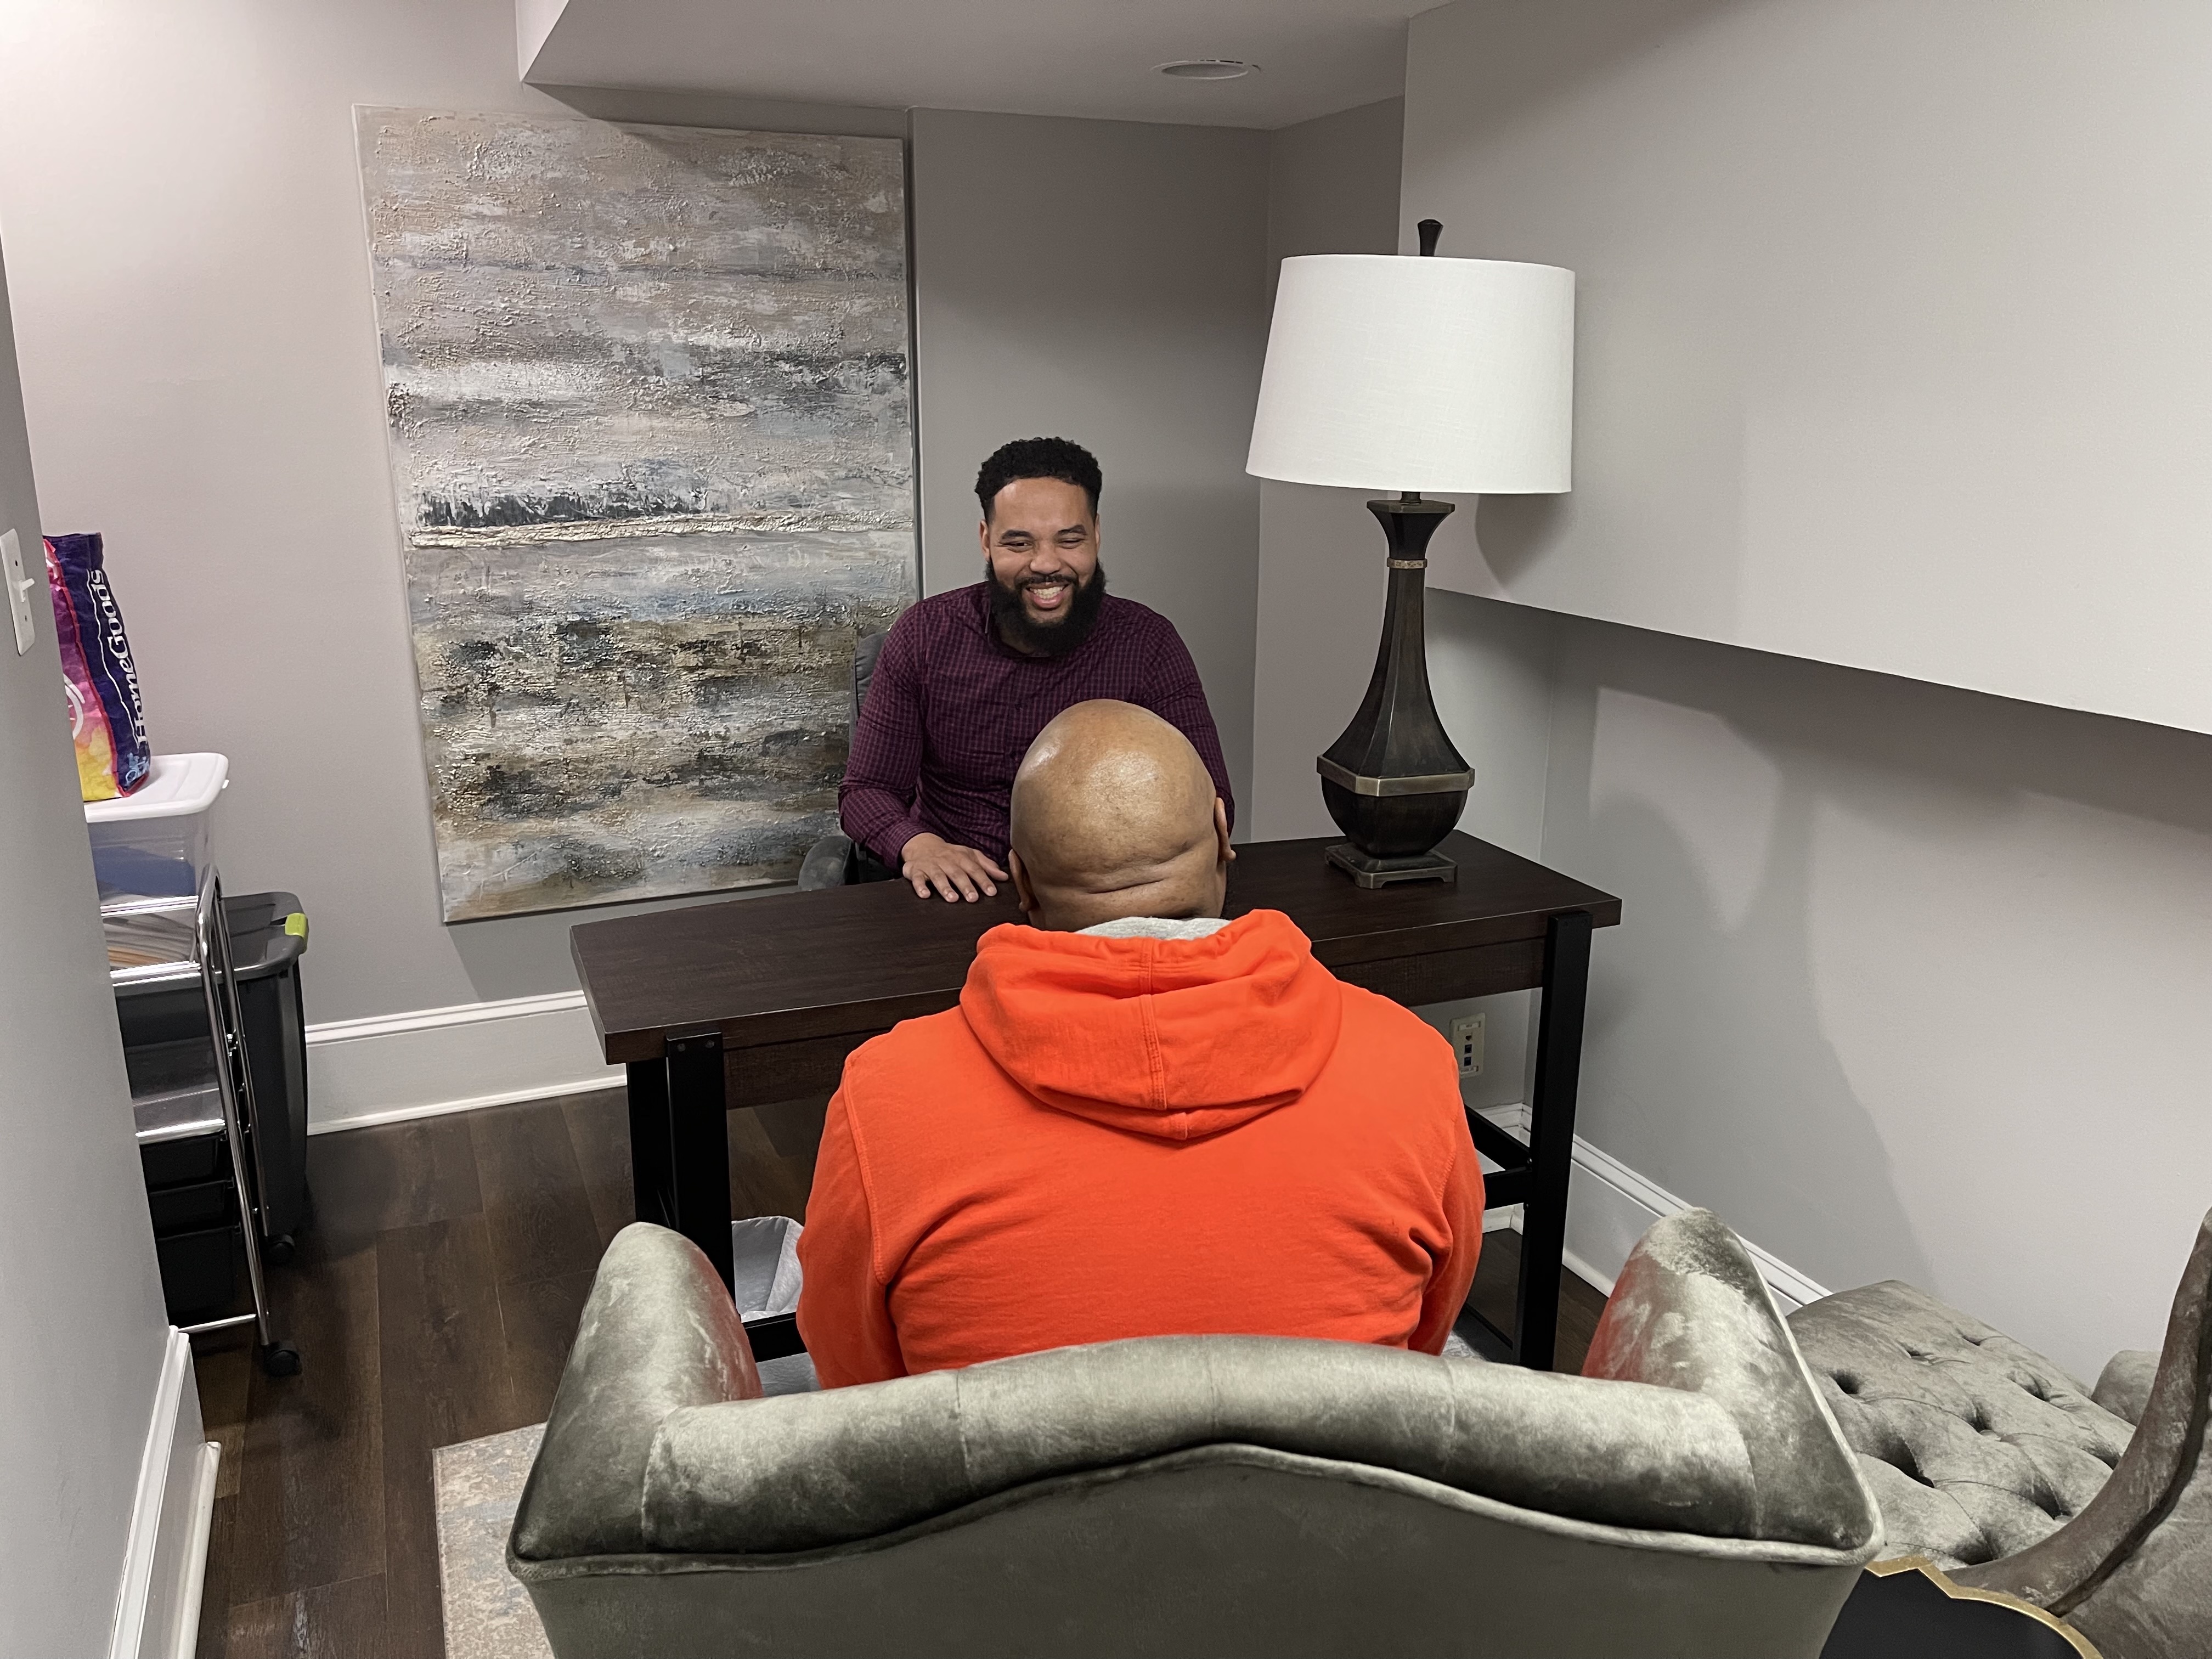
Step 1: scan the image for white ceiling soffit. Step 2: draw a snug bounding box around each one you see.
[519,1,1420,130]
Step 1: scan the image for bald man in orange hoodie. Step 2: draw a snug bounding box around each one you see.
[795,700,1483,1387]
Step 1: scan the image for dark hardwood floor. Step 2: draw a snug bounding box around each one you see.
[1462,1225,1609,1370]
[192,1090,1605,1658]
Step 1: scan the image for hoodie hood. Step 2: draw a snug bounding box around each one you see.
[958,909,1342,1141]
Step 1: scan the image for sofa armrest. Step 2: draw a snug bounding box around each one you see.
[511,1223,759,1560]
[1585,1209,1881,1555]
[2092,1350,2159,1427]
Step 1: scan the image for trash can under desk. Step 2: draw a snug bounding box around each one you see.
[119,890,309,1245]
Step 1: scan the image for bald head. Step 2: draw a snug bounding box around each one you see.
[1008,701,1234,932]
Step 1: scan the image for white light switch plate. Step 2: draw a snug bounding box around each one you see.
[2,529,36,655]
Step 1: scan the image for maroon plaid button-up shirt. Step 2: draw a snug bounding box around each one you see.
[838,583,1235,868]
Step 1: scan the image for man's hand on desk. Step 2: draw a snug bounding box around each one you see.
[899,832,1008,903]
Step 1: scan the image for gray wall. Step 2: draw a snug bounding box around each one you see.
[1386,2,2212,1378]
[0,1,905,1025]
[1505,611,2212,1379]
[1263,98,1404,306]
[1405,0,2212,738]
[910,108,1268,827]
[0,230,172,1657]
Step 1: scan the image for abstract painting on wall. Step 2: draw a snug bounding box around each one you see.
[356,108,915,921]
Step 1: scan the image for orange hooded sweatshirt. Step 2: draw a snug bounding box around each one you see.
[795,909,1483,1387]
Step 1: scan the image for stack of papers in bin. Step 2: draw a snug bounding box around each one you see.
[103,902,197,972]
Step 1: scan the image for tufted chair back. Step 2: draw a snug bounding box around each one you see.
[851,627,885,720]
[796,629,894,889]
[1790,1282,2131,1570]
[1792,1208,2212,1659]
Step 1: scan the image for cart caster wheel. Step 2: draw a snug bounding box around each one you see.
[266,1233,296,1267]
[261,1344,301,1378]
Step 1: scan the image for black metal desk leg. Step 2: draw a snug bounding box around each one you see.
[1517,910,1593,1372]
[663,1030,734,1287]
[625,1058,675,1231]
[627,1032,734,1287]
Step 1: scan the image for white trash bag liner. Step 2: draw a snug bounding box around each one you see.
[730,1215,816,1396]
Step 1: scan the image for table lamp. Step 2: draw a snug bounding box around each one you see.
[1246,220,1574,886]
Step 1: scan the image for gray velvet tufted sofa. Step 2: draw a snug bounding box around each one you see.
[1788,1206,2212,1659]
[506,1209,1881,1657]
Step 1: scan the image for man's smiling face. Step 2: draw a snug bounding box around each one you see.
[981,476,1100,634]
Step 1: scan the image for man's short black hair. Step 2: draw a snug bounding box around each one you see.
[975,437,1102,519]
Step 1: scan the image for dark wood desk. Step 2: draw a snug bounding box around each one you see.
[570,830,1620,1370]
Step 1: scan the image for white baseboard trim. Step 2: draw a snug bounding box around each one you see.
[110,1329,219,1659]
[306,990,622,1135]
[1475,1104,1830,1314]
[172,1443,219,1659]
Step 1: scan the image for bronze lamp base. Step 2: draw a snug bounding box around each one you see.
[1316,493,1472,887]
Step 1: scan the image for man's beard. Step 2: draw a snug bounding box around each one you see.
[986,561,1108,658]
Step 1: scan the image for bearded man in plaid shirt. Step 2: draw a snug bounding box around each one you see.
[838,437,1235,902]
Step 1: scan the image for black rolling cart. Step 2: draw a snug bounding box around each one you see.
[110,875,308,1375]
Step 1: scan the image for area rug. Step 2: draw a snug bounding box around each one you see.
[432,1365,806,1657]
[434,1424,551,1659]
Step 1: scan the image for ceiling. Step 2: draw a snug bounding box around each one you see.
[520,1,1424,130]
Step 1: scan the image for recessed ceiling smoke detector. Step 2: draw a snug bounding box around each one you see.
[1157,59,1257,81]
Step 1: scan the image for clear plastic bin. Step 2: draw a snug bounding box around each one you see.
[84,752,228,903]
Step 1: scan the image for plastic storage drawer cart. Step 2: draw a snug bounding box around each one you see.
[120,890,309,1250]
[111,876,306,1375]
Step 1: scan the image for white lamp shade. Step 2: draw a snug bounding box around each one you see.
[1246,254,1575,494]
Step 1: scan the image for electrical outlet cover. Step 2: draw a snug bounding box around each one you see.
[1449,1012,1486,1076]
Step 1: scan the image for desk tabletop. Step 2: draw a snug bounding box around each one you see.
[571,831,1620,1063]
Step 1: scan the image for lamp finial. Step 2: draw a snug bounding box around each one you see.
[1417,218,1443,257]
